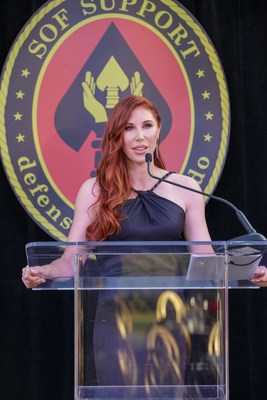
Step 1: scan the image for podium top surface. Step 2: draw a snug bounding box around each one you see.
[25,240,266,290]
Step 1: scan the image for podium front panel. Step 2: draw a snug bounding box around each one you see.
[74,242,227,400]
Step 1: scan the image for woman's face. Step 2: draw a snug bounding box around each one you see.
[122,106,160,164]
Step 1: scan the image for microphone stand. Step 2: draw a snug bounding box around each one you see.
[145,153,265,242]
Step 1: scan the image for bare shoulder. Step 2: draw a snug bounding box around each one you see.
[155,170,203,211]
[170,173,201,191]
[167,173,205,208]
[75,177,99,206]
[78,177,98,193]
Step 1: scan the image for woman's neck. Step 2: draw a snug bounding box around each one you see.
[128,162,162,191]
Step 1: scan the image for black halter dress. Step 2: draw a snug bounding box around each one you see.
[92,173,187,391]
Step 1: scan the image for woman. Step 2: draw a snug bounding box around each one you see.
[22,94,267,285]
[22,95,216,287]
[22,95,267,286]
[22,94,267,392]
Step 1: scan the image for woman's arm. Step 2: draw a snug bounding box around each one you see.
[22,178,98,288]
[181,177,213,254]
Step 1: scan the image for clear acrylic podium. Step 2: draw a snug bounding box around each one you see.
[25,240,264,400]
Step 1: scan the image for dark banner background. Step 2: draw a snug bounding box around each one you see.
[1,1,267,399]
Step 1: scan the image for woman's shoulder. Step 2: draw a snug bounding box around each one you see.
[79,177,97,189]
[169,172,201,190]
[75,177,99,204]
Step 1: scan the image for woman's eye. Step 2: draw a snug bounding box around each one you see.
[125,125,133,131]
[143,123,153,129]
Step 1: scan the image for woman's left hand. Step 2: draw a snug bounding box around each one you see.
[251,266,267,287]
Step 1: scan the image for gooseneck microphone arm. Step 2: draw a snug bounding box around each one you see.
[145,153,257,235]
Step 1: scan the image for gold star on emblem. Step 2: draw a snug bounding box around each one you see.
[202,91,211,100]
[13,112,23,121]
[204,133,213,142]
[21,69,30,77]
[16,133,25,143]
[205,111,214,120]
[16,90,25,99]
[196,69,205,78]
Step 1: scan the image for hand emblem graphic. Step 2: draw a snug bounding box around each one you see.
[82,71,108,123]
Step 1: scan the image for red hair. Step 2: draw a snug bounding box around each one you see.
[86,95,166,241]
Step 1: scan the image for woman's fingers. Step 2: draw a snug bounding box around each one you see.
[251,266,267,287]
[21,266,46,288]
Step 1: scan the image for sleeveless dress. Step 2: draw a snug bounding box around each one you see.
[92,173,187,393]
[107,171,185,242]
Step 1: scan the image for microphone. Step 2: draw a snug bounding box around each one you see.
[145,153,265,242]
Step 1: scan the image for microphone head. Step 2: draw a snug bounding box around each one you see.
[145,153,152,163]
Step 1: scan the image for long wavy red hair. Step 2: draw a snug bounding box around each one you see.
[86,95,166,241]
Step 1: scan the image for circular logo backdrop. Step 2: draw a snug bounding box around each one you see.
[0,0,230,240]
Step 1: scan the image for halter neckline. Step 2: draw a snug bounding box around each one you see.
[132,171,174,193]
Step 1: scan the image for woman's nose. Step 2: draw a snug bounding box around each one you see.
[136,129,144,140]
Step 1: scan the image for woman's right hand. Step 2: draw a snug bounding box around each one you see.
[22,265,51,289]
